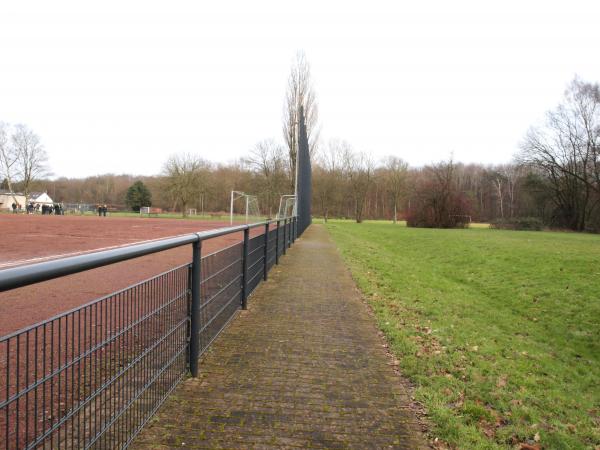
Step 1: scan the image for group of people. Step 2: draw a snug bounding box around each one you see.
[97,205,108,216]
[40,204,63,215]
[11,202,64,215]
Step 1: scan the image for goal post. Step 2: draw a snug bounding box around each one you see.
[230,191,261,225]
[139,206,151,215]
[277,195,296,219]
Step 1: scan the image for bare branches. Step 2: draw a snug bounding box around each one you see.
[12,124,48,196]
[340,143,374,223]
[163,153,211,217]
[519,76,600,230]
[382,156,408,223]
[282,51,319,184]
[0,122,48,200]
[244,139,289,216]
[0,122,20,204]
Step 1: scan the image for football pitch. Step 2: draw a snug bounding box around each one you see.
[327,221,600,449]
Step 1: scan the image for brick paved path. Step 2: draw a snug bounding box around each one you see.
[132,225,427,449]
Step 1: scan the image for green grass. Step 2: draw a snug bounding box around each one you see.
[326,221,600,449]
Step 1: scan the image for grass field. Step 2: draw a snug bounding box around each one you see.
[326,221,600,449]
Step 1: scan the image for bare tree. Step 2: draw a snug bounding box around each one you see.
[520,77,600,230]
[11,124,48,197]
[282,51,319,186]
[341,144,374,223]
[163,153,210,217]
[0,122,21,205]
[501,165,522,218]
[382,156,408,223]
[490,170,505,218]
[407,158,472,228]
[244,139,289,216]
[313,139,344,222]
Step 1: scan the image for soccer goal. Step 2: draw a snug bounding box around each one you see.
[188,208,197,216]
[230,191,261,225]
[140,206,161,217]
[276,195,296,219]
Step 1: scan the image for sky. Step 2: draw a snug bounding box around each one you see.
[0,0,598,179]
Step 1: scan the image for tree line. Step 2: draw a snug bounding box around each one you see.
[2,62,598,232]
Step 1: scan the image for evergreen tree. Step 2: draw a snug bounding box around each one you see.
[126,180,152,212]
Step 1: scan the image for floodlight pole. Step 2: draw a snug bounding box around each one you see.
[230,191,234,225]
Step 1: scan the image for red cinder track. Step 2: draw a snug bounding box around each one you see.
[0,214,260,336]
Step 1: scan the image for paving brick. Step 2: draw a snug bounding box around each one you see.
[132,225,427,449]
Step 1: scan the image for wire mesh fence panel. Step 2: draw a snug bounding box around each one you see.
[0,265,189,450]
[197,243,243,356]
[246,235,265,296]
[267,229,277,272]
[277,224,285,259]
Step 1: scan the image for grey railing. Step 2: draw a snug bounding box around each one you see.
[0,217,298,449]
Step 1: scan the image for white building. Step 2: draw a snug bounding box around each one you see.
[29,192,54,206]
[0,190,26,211]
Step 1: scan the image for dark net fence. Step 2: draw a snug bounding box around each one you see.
[296,105,312,236]
[0,218,297,450]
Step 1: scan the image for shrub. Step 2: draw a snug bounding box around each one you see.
[490,217,543,231]
[405,161,473,229]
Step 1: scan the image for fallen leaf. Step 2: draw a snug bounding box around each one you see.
[519,444,541,450]
[497,375,508,388]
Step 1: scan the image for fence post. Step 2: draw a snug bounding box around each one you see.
[241,227,249,309]
[295,216,298,240]
[263,222,269,281]
[283,218,287,255]
[275,220,280,265]
[291,217,296,243]
[189,238,202,377]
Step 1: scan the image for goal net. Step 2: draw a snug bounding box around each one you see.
[140,207,162,216]
[188,208,197,216]
[277,195,296,219]
[230,191,262,224]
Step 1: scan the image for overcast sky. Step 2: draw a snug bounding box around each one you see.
[0,0,598,178]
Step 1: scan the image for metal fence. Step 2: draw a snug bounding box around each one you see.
[0,217,298,449]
